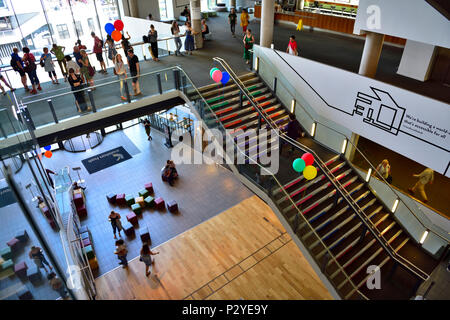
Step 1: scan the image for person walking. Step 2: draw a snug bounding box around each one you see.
[106,37,118,64]
[0,67,15,95]
[148,25,159,61]
[184,21,197,55]
[140,244,159,277]
[40,47,59,84]
[108,210,123,239]
[229,8,237,37]
[79,50,94,87]
[243,29,255,64]
[171,21,183,56]
[240,9,250,34]
[408,168,434,203]
[47,272,68,298]
[29,246,53,273]
[286,35,298,56]
[91,32,107,74]
[281,113,305,154]
[127,49,142,96]
[22,47,41,95]
[114,239,128,268]
[121,32,132,55]
[375,159,392,184]
[67,68,90,112]
[143,118,152,140]
[50,43,67,80]
[11,48,29,91]
[114,53,128,101]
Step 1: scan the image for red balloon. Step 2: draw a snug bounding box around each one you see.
[111,30,122,42]
[301,152,314,166]
[44,150,53,158]
[114,19,124,31]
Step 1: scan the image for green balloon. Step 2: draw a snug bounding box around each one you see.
[210,67,219,78]
[293,158,306,173]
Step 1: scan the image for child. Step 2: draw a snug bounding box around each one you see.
[114,239,128,268]
[47,272,68,298]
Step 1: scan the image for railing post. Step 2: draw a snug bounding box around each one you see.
[293,213,300,232]
[321,252,330,274]
[87,89,97,113]
[47,99,58,124]
[181,75,187,94]
[20,105,35,131]
[124,80,131,103]
[358,225,367,245]
[173,69,180,91]
[273,77,277,94]
[0,122,7,138]
[157,73,162,94]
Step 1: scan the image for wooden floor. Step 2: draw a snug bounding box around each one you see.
[95,196,333,300]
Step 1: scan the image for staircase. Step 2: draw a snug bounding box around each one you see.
[187,72,439,300]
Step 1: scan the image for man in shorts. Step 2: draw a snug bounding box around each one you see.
[91,32,107,74]
[11,48,29,91]
[127,49,141,96]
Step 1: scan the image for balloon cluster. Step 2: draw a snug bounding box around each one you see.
[105,20,124,42]
[38,145,53,159]
[210,68,230,85]
[292,152,317,180]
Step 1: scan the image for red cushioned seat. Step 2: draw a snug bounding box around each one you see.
[73,193,84,208]
[116,193,126,206]
[167,200,178,213]
[7,238,20,251]
[14,261,28,278]
[154,197,165,210]
[126,212,138,225]
[76,204,87,218]
[144,183,154,194]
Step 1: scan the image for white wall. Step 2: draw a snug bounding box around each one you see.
[253,45,450,178]
[354,0,450,49]
[136,0,161,20]
[397,40,437,82]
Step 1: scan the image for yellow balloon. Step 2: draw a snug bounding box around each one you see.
[303,165,317,180]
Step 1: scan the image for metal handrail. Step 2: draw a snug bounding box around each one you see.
[177,66,369,300]
[213,56,430,281]
[268,48,449,244]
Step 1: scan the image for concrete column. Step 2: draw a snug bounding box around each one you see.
[129,0,139,18]
[358,31,385,78]
[190,0,203,49]
[260,0,275,48]
[230,0,236,9]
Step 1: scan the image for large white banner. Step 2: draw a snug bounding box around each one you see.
[255,46,450,177]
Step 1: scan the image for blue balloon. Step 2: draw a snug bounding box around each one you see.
[220,71,230,84]
[105,23,115,35]
[44,145,51,151]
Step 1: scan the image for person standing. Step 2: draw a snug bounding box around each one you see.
[228,8,237,37]
[106,37,118,64]
[121,32,132,55]
[240,9,250,34]
[11,48,29,91]
[201,19,209,40]
[127,49,142,96]
[181,6,190,21]
[408,168,434,203]
[22,47,41,95]
[140,244,159,277]
[47,272,68,298]
[114,239,128,268]
[91,32,107,74]
[67,68,90,112]
[79,50,94,87]
[114,53,127,101]
[375,159,392,184]
[143,118,152,141]
[50,43,67,80]
[108,211,123,239]
[29,246,53,273]
[286,35,298,56]
[0,67,15,95]
[148,25,159,61]
[171,21,183,56]
[184,21,197,55]
[40,47,59,84]
[243,29,255,64]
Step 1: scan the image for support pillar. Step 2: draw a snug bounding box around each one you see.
[260,0,275,48]
[230,0,236,9]
[128,0,139,18]
[190,0,203,49]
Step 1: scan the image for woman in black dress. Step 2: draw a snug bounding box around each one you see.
[67,68,90,112]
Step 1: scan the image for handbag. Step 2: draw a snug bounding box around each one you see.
[40,60,45,67]
[88,65,95,77]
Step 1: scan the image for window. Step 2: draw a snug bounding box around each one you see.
[87,18,95,32]
[0,0,6,9]
[56,24,70,39]
[159,0,168,19]
[75,21,83,36]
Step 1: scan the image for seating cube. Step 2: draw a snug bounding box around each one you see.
[139,227,151,244]
[15,230,29,243]
[77,204,87,218]
[144,196,155,208]
[83,245,95,260]
[155,197,165,210]
[138,189,149,198]
[0,247,12,260]
[167,200,178,213]
[89,257,99,270]
[81,237,91,248]
[17,287,33,300]
[28,266,42,284]
[78,225,89,234]
[42,206,51,219]
[135,196,145,208]
[125,195,135,206]
[14,261,28,278]
[1,259,14,271]
[144,183,154,194]
[116,193,126,206]
[47,217,57,229]
[80,232,90,240]
[123,222,135,237]
[126,212,138,225]
[7,238,20,251]
[106,193,117,204]
[73,193,84,207]
[131,203,142,215]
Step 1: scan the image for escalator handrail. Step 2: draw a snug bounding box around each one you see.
[212,57,430,281]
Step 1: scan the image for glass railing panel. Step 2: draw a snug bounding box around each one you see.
[0,108,26,140]
[315,122,345,154]
[160,69,176,93]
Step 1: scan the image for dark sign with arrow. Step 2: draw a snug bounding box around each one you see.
[81,146,132,174]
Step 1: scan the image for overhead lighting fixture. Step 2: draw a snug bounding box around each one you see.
[391,199,399,213]
[365,168,372,182]
[419,230,429,245]
[341,138,348,154]
[270,43,274,49]
[310,122,316,137]
[254,57,259,72]
[290,99,296,113]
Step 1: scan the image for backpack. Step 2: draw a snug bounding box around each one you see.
[10,58,19,71]
[143,35,149,43]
